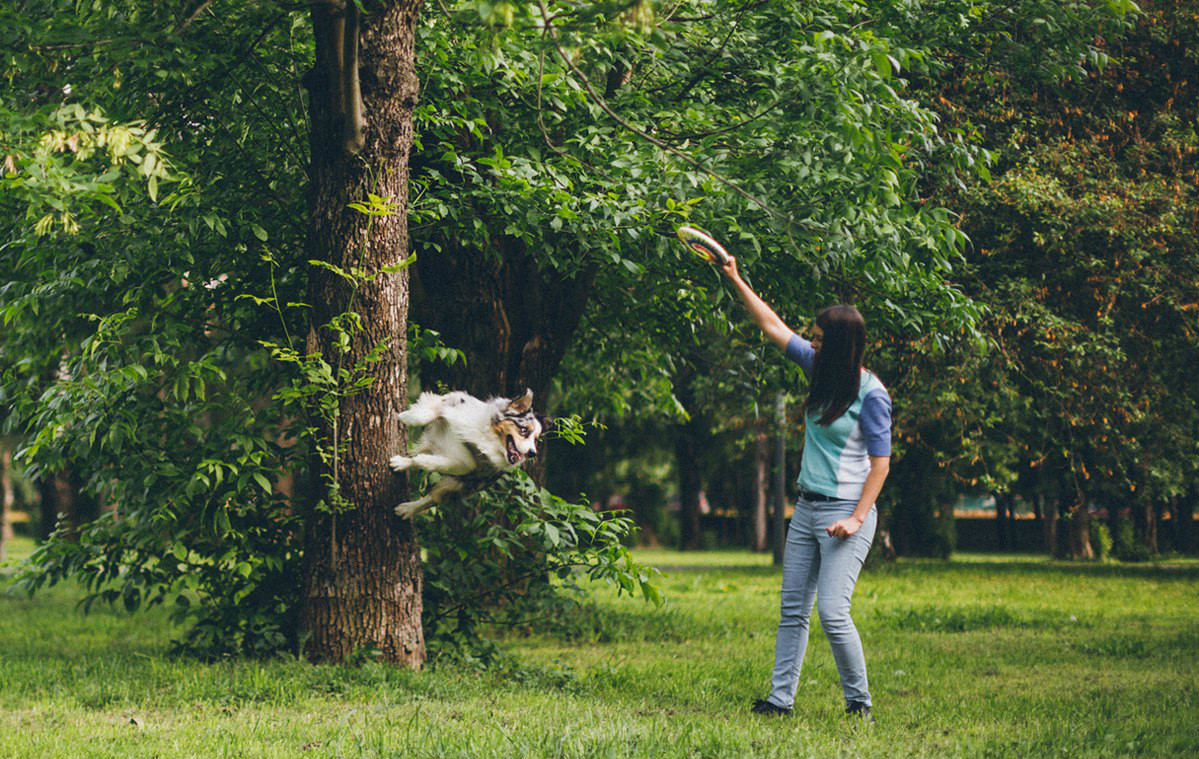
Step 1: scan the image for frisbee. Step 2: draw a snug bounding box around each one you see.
[676,226,730,266]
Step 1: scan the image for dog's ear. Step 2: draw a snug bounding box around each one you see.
[508,388,534,414]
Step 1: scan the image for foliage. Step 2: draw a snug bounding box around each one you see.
[881,0,1198,556]
[419,468,660,663]
[0,0,658,659]
[412,0,993,412]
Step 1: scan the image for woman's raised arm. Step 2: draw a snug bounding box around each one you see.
[719,255,796,351]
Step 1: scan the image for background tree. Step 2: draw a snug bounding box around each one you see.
[1,0,655,663]
[882,0,1197,559]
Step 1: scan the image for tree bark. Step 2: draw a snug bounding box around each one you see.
[411,235,596,404]
[299,0,425,667]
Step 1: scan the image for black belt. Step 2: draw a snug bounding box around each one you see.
[799,489,837,502]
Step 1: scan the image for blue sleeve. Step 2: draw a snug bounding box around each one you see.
[784,333,814,376]
[860,388,892,457]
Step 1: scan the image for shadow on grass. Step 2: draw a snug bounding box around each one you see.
[868,556,1199,582]
[646,554,1199,583]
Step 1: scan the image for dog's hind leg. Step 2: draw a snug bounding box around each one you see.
[394,476,465,519]
[397,392,444,427]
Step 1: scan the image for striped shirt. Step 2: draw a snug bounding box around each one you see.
[785,333,892,501]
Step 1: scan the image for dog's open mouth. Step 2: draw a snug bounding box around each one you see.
[506,435,522,464]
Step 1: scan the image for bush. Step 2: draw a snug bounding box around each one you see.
[1090,521,1113,561]
[1111,517,1150,562]
[417,469,661,663]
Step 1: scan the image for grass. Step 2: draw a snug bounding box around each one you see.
[2,537,1197,758]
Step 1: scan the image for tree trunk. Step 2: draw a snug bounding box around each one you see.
[298,0,425,667]
[1068,503,1093,560]
[772,393,786,565]
[1135,499,1158,557]
[752,416,769,552]
[37,471,87,541]
[1178,492,1197,554]
[411,238,596,402]
[674,423,703,551]
[995,492,1011,551]
[672,367,703,551]
[0,446,13,562]
[410,236,596,488]
[1042,495,1058,558]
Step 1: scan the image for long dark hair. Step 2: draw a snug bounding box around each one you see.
[804,305,866,425]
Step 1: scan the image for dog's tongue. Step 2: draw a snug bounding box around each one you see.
[507,437,522,463]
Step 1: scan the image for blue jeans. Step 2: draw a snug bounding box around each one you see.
[768,497,877,709]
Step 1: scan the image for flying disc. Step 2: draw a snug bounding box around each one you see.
[676,226,730,266]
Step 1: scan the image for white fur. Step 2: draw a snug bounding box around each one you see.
[390,390,540,519]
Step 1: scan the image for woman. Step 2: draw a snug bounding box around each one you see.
[718,254,891,722]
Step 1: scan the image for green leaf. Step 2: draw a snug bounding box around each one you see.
[253,473,273,494]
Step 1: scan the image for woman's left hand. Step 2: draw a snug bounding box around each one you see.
[826,516,864,540]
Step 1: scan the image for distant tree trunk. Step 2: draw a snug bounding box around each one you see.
[38,471,86,541]
[752,416,769,552]
[0,446,13,562]
[1042,495,1059,558]
[995,492,1011,551]
[772,393,787,565]
[1135,499,1159,557]
[673,366,703,551]
[1178,493,1197,554]
[298,0,425,667]
[675,424,703,551]
[1067,503,1094,560]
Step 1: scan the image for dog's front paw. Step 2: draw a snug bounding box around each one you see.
[394,501,421,519]
[389,455,412,472]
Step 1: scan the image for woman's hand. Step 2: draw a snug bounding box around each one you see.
[826,515,864,540]
[718,254,740,282]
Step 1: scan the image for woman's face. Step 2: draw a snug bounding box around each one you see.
[810,325,825,354]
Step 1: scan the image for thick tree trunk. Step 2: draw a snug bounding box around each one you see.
[410,238,597,486]
[752,416,769,552]
[412,237,595,404]
[299,0,425,667]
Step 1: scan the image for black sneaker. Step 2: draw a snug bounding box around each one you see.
[845,701,875,723]
[751,698,792,716]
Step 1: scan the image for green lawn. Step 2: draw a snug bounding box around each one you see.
[2,537,1196,758]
